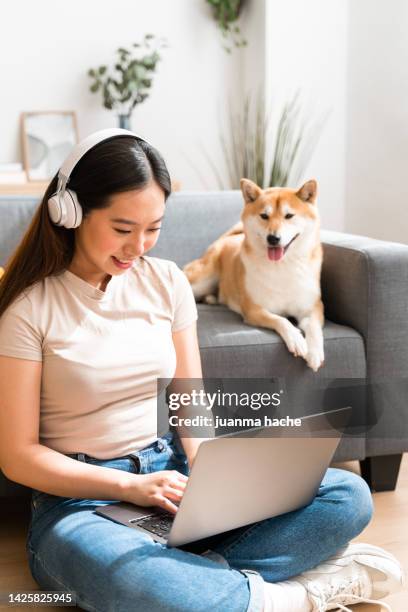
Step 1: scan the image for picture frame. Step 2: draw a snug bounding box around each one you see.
[21,111,79,182]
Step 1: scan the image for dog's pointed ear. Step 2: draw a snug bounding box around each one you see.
[240,178,262,203]
[296,180,317,204]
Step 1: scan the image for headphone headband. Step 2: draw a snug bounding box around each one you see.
[49,127,147,229]
[58,128,146,188]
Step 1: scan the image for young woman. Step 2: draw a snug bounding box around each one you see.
[0,129,402,612]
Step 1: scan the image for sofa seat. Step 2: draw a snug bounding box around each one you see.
[197,304,366,379]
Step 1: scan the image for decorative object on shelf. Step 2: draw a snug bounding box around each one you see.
[21,111,78,181]
[206,0,247,53]
[88,34,168,130]
[198,89,328,189]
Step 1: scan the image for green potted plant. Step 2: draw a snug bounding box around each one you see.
[88,34,168,129]
[206,0,247,53]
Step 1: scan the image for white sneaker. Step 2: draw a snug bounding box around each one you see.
[295,543,404,612]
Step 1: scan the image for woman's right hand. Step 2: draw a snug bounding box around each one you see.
[122,470,188,514]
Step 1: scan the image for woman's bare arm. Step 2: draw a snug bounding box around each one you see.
[171,323,213,467]
[0,355,131,500]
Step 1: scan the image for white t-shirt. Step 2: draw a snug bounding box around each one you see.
[0,256,198,459]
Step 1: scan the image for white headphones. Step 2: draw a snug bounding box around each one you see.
[47,128,147,229]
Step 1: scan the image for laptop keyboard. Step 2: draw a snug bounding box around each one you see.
[130,513,174,538]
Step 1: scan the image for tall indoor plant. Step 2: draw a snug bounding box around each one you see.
[199,90,328,190]
[88,34,168,129]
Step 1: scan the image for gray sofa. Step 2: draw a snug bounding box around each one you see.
[1,191,407,498]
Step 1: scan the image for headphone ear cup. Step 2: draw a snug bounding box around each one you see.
[47,189,83,229]
[47,194,63,226]
[64,189,83,229]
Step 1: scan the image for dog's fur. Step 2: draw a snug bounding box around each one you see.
[183,178,325,371]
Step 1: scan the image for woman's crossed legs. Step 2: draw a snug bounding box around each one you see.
[26,440,373,612]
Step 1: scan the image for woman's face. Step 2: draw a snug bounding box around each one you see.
[70,181,166,287]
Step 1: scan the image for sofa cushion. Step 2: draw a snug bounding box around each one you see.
[0,197,39,266]
[150,190,244,266]
[197,304,366,379]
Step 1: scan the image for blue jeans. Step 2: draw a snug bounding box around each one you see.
[26,431,373,612]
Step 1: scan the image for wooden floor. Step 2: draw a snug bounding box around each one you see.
[0,456,407,611]
[333,456,408,611]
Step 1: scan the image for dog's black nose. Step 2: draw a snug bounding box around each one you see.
[267,234,281,246]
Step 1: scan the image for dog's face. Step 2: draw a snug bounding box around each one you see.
[240,179,319,262]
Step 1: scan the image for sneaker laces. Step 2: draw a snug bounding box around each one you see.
[306,576,393,612]
[326,592,392,612]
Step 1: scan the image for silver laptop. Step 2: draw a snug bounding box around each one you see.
[95,407,351,547]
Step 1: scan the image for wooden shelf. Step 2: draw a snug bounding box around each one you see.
[0,180,181,197]
[0,182,48,196]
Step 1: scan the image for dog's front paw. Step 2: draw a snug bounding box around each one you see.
[203,294,218,305]
[283,326,308,359]
[306,347,325,372]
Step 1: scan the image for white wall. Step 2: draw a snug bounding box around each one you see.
[241,0,266,95]
[0,0,243,190]
[346,0,408,243]
[6,0,402,242]
[265,0,348,231]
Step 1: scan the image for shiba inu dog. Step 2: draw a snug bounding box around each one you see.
[183,178,325,371]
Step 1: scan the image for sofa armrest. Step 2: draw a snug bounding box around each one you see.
[321,230,408,454]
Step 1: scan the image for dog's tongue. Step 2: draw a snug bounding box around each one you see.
[268,246,284,261]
